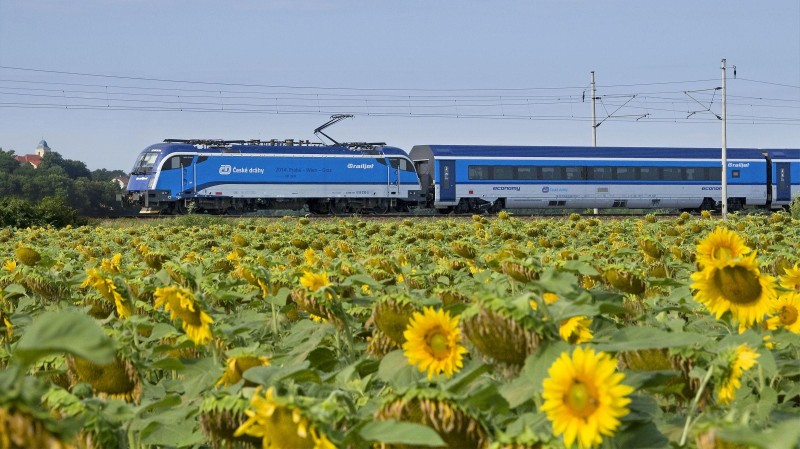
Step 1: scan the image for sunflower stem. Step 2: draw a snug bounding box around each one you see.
[679,366,713,447]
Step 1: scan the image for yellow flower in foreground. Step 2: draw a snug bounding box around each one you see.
[717,344,759,404]
[690,253,776,329]
[300,271,330,292]
[542,346,633,449]
[81,268,131,319]
[559,316,593,344]
[100,253,122,274]
[2,260,16,273]
[779,264,800,291]
[216,356,270,387]
[304,249,319,266]
[767,292,800,334]
[695,227,751,269]
[402,307,468,380]
[154,285,214,345]
[530,292,559,311]
[235,387,335,449]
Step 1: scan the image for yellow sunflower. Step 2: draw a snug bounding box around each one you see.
[541,346,634,449]
[402,306,468,380]
[2,260,16,273]
[216,356,271,387]
[767,292,800,334]
[530,292,559,311]
[695,227,751,269]
[300,271,330,292]
[81,268,132,319]
[234,387,335,449]
[717,344,759,404]
[559,316,593,344]
[690,253,776,329]
[100,253,122,274]
[153,285,214,345]
[779,264,800,291]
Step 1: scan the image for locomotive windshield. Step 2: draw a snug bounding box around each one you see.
[131,150,160,175]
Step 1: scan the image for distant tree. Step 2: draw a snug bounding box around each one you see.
[0,148,19,174]
[40,151,92,179]
[92,168,127,181]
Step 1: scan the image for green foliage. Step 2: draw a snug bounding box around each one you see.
[0,195,84,227]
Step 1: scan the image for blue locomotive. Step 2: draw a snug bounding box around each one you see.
[126,139,423,214]
[408,145,800,213]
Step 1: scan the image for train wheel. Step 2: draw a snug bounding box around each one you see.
[330,199,349,215]
[371,200,390,215]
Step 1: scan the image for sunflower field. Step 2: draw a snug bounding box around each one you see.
[2,211,800,449]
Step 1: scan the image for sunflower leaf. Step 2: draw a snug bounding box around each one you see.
[14,309,115,367]
[360,420,446,447]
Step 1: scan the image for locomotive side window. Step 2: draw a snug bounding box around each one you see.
[163,155,194,171]
[389,158,416,172]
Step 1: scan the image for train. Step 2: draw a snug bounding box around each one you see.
[125,117,800,215]
[125,139,800,215]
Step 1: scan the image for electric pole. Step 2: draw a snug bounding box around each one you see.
[721,59,728,220]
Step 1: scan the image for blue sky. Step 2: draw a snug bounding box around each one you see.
[1,0,798,170]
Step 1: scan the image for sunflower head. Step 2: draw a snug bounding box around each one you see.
[216,355,271,387]
[559,316,593,345]
[501,260,539,283]
[67,355,142,403]
[779,264,800,291]
[372,297,417,345]
[716,344,759,404]
[767,292,800,333]
[15,246,41,266]
[153,285,214,345]
[691,253,776,330]
[234,387,335,449]
[462,304,541,374]
[402,306,468,380]
[695,227,751,269]
[199,393,261,449]
[541,346,634,449]
[375,390,489,449]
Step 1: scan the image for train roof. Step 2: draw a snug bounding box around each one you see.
[143,142,411,157]
[409,144,770,160]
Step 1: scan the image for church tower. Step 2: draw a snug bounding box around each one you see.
[34,139,51,157]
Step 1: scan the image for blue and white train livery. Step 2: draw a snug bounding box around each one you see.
[408,145,798,213]
[126,140,422,214]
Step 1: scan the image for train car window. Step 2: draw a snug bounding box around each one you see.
[731,170,741,178]
[707,167,722,181]
[493,166,515,180]
[540,167,563,180]
[639,167,659,181]
[469,166,490,180]
[564,167,584,180]
[589,166,613,180]
[517,166,537,180]
[684,167,703,181]
[415,161,430,176]
[662,167,682,181]
[615,167,637,180]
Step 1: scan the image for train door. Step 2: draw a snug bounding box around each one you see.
[179,156,195,194]
[439,160,456,202]
[387,158,401,197]
[776,162,791,202]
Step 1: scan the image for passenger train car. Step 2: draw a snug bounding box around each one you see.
[126,139,422,214]
[408,145,800,213]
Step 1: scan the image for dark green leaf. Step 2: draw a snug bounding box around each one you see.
[360,420,445,447]
[14,309,115,366]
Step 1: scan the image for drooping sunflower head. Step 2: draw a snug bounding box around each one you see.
[462,302,541,375]
[541,346,634,449]
[695,227,751,269]
[234,387,335,449]
[299,270,330,292]
[716,344,759,404]
[0,406,77,449]
[199,392,261,449]
[371,296,417,345]
[375,389,489,449]
[15,246,41,266]
[66,354,142,403]
[767,292,800,334]
[216,355,271,387]
[690,253,777,330]
[153,285,214,345]
[402,306,468,380]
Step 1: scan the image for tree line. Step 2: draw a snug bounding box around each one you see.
[0,148,129,227]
